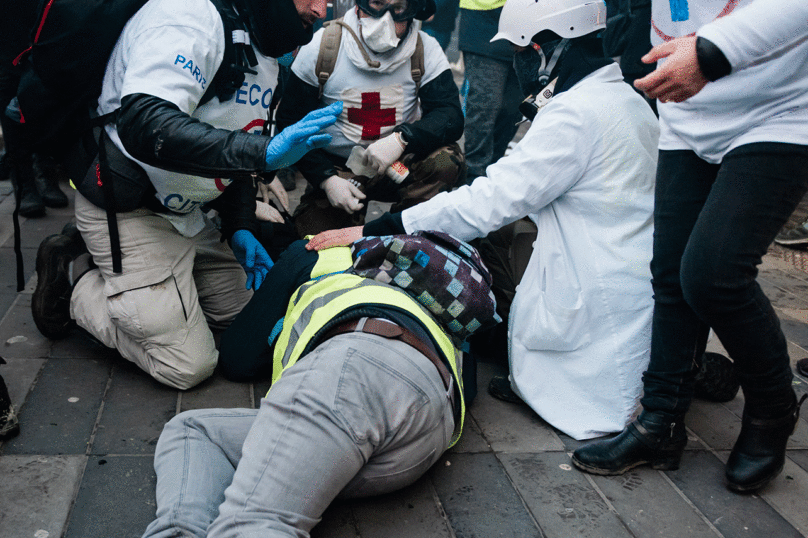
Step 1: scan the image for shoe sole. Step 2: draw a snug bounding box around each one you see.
[571,452,683,476]
[725,462,784,494]
[774,238,808,246]
[32,234,76,339]
[571,455,651,476]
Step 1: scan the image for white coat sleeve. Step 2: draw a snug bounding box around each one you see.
[402,99,591,241]
[697,0,808,72]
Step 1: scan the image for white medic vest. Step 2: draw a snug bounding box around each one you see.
[291,8,450,159]
[97,0,279,236]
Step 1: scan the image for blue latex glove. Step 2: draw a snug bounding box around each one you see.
[231,230,274,290]
[265,101,343,171]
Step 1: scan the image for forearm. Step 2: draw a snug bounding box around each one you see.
[275,73,338,185]
[219,240,318,381]
[363,211,406,236]
[206,179,259,242]
[118,93,269,178]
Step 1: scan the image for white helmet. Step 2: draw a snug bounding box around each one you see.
[491,0,607,47]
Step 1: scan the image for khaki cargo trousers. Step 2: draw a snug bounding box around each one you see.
[70,193,252,389]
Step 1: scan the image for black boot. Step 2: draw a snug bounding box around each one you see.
[10,155,46,218]
[32,153,69,208]
[725,392,807,493]
[31,225,88,339]
[571,411,687,475]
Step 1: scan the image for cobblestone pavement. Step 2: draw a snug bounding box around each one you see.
[2,165,808,537]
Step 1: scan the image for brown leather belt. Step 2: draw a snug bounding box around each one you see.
[323,317,456,411]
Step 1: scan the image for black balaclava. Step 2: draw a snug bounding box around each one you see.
[513,31,613,98]
[235,0,315,58]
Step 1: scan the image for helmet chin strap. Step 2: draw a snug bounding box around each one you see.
[536,38,570,88]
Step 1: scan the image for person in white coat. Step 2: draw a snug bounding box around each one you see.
[307,0,659,440]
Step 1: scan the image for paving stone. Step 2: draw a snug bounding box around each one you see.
[0,291,17,319]
[0,454,86,538]
[780,316,808,351]
[313,501,359,538]
[759,277,808,311]
[92,362,178,455]
[17,208,74,248]
[254,379,272,408]
[758,457,808,535]
[590,464,718,538]
[1,357,45,409]
[352,478,453,538]
[664,450,802,538]
[2,358,110,455]
[64,455,157,538]
[0,247,37,294]
[499,452,632,538]
[180,372,252,411]
[759,266,808,309]
[449,413,491,453]
[0,294,51,359]
[686,399,742,450]
[790,449,808,473]
[472,363,565,453]
[431,452,543,538]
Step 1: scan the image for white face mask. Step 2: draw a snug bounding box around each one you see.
[360,11,401,53]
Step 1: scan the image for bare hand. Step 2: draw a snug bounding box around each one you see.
[306,226,364,251]
[634,36,709,103]
[255,200,284,223]
[258,177,290,214]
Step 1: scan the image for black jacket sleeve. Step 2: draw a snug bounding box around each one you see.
[206,177,259,242]
[394,69,464,159]
[363,211,406,236]
[696,36,732,82]
[219,240,318,381]
[275,73,339,188]
[117,93,270,178]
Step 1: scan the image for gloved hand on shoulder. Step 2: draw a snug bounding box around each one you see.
[230,230,274,290]
[265,102,343,171]
[361,132,406,176]
[321,175,366,214]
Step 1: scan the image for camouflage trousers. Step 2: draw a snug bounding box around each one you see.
[294,143,466,237]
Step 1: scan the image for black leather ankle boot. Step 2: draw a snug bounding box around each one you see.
[571,411,687,475]
[10,155,46,218]
[725,393,807,493]
[33,153,69,208]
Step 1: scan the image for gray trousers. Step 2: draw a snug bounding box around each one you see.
[142,332,454,538]
[462,52,523,181]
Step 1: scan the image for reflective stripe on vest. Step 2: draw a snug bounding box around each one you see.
[270,247,465,447]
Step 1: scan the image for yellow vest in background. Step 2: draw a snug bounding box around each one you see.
[459,0,506,12]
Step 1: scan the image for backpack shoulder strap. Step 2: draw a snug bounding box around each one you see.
[203,0,257,105]
[316,18,384,98]
[411,33,424,95]
[316,20,344,99]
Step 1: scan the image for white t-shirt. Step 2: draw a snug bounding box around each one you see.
[291,9,450,159]
[97,0,279,236]
[652,0,808,163]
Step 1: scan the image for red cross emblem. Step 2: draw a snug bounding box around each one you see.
[347,92,397,141]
